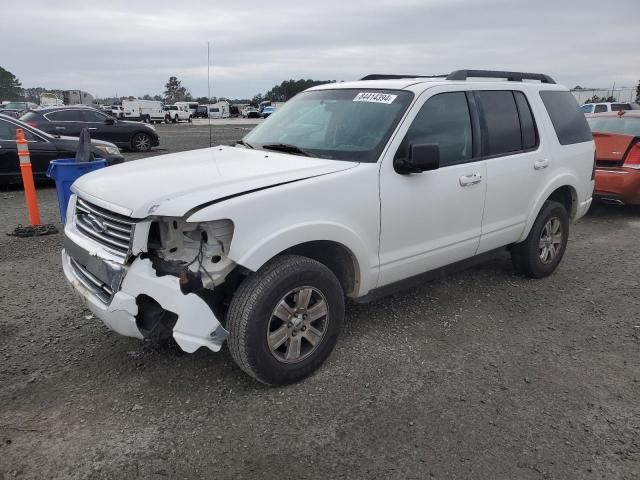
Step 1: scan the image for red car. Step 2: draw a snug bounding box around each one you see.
[586,111,640,205]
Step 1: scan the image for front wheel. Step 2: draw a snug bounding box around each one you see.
[511,200,569,278]
[173,115,178,123]
[188,115,193,123]
[131,132,152,152]
[227,255,344,385]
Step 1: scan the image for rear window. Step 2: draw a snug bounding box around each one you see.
[611,103,631,111]
[586,117,640,136]
[540,91,592,145]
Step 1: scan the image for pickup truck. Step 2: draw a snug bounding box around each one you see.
[163,105,192,123]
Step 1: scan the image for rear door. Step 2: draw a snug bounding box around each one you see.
[476,90,547,253]
[43,109,85,136]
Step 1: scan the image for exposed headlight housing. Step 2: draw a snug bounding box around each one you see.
[95,145,120,155]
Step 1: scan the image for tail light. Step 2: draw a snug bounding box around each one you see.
[591,151,596,180]
[623,143,640,169]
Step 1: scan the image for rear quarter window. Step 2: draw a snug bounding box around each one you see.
[539,91,592,145]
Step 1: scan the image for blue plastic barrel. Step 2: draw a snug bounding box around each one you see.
[47,158,107,222]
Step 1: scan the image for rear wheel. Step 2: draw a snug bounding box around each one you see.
[144,114,151,123]
[511,200,569,278]
[131,132,152,152]
[227,255,344,385]
[173,115,178,123]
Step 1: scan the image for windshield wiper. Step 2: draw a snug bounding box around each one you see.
[261,143,315,157]
[236,139,254,149]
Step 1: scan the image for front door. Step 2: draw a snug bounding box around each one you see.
[378,89,486,287]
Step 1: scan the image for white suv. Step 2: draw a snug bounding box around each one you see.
[61,70,595,385]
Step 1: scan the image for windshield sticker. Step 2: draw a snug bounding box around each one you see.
[353,92,397,104]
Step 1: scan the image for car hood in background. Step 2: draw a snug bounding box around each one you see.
[72,146,358,218]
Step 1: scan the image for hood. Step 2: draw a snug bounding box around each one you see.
[593,132,637,162]
[72,145,358,218]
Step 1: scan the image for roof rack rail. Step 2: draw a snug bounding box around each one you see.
[446,69,555,84]
[360,74,447,81]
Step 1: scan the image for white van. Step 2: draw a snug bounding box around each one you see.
[123,100,165,123]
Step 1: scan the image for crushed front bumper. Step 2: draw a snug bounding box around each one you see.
[62,234,229,353]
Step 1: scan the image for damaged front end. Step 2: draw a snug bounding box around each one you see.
[62,194,239,353]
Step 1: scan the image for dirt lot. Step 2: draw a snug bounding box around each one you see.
[1,124,638,479]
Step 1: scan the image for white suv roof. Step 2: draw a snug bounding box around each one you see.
[309,69,566,93]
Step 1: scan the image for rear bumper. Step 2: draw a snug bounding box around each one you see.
[594,168,640,205]
[62,228,228,353]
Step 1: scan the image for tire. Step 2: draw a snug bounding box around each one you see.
[131,132,152,152]
[511,200,569,278]
[188,115,192,123]
[173,115,178,123]
[164,116,170,124]
[227,255,344,385]
[144,115,151,123]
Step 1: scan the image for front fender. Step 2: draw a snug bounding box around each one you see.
[230,221,372,297]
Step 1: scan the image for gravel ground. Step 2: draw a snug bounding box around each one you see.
[0,125,638,479]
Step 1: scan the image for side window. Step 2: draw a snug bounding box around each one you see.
[0,119,37,141]
[478,91,522,155]
[581,104,594,113]
[81,110,107,122]
[594,104,607,113]
[514,91,538,149]
[397,92,472,167]
[540,91,592,145]
[46,110,83,121]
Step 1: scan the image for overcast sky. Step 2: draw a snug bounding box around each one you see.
[3,0,638,99]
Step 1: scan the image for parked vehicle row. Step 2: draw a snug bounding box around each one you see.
[0,113,123,185]
[60,69,595,385]
[21,106,159,152]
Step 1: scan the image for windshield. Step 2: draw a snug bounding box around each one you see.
[581,104,594,113]
[587,117,640,136]
[244,89,413,162]
[3,102,27,110]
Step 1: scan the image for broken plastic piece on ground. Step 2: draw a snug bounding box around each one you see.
[7,224,58,237]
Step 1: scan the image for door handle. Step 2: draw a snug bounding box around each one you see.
[87,128,97,131]
[534,159,549,170]
[55,126,65,130]
[459,173,482,186]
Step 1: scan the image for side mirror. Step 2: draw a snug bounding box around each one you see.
[394,144,440,174]
[104,117,115,125]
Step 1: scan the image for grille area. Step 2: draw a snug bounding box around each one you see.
[75,198,135,257]
[69,257,113,303]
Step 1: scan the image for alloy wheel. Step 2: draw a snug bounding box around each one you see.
[267,286,329,363]
[539,217,562,264]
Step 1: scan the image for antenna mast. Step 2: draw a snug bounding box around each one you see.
[208,41,212,148]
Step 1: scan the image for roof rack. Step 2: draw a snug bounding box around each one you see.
[446,69,555,84]
[360,74,447,81]
[360,70,555,84]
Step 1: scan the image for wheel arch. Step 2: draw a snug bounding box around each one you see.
[229,224,372,297]
[520,177,578,242]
